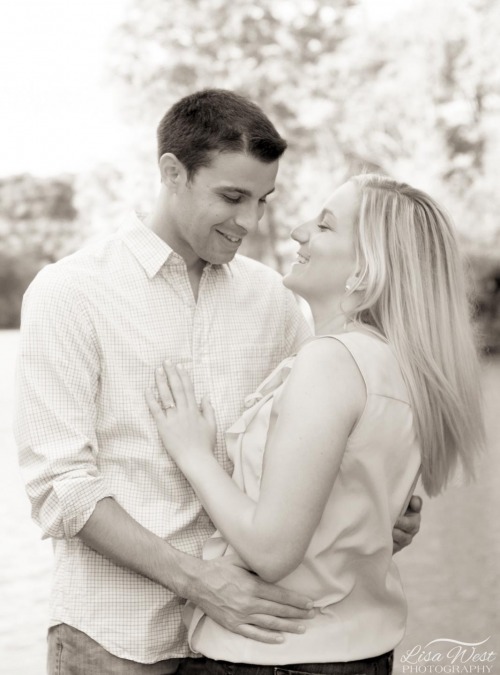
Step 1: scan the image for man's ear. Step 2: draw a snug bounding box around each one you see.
[159,153,187,191]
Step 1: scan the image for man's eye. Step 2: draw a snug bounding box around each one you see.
[222,195,241,204]
[259,198,267,205]
[318,222,329,230]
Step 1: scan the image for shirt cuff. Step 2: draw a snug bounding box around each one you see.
[44,473,115,540]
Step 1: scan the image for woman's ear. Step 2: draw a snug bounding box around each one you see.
[159,153,186,191]
[345,274,367,292]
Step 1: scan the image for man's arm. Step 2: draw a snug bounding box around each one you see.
[80,497,313,643]
[14,268,112,539]
[15,267,312,642]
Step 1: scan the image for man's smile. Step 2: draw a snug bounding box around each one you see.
[216,229,243,244]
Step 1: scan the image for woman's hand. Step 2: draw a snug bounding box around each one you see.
[146,361,217,471]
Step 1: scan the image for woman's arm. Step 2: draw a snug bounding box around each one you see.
[148,339,365,583]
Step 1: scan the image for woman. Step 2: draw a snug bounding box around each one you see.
[147,174,484,674]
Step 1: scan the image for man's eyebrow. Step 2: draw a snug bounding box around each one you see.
[216,185,276,198]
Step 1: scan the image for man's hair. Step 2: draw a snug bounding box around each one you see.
[157,89,287,179]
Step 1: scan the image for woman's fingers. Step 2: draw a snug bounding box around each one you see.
[155,367,175,409]
[153,361,200,412]
[243,614,306,635]
[145,388,164,420]
[176,364,199,408]
[162,360,187,408]
[201,395,216,429]
[233,623,285,644]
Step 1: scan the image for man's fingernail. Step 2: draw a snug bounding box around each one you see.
[297,625,306,633]
[274,635,284,643]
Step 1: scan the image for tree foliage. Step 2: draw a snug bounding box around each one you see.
[0,174,81,327]
[0,251,44,329]
[0,174,80,262]
[330,0,500,242]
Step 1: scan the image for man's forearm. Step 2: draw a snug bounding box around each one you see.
[79,497,315,642]
[78,497,201,599]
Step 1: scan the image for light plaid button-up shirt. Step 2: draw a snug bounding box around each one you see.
[14,214,311,663]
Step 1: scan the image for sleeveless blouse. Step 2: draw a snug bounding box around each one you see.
[186,331,421,665]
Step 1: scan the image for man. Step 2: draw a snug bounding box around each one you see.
[15,89,421,674]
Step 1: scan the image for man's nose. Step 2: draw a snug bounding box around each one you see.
[235,202,261,235]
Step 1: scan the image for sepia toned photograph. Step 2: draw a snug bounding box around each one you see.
[0,1,499,673]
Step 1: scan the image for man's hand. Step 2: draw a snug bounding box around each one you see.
[392,495,423,554]
[189,555,314,643]
[78,500,313,644]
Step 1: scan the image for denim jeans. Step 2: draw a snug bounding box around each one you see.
[47,624,181,675]
[177,651,394,675]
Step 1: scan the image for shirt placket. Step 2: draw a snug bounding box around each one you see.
[161,261,214,400]
[191,266,228,459]
[191,264,213,397]
[160,256,196,310]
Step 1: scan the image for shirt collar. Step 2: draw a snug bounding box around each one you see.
[120,212,234,279]
[119,213,182,279]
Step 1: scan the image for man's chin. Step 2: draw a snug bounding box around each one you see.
[202,251,239,266]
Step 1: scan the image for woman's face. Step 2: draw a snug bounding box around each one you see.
[283,181,359,304]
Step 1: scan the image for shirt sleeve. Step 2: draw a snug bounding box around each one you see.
[13,265,114,540]
[283,288,313,357]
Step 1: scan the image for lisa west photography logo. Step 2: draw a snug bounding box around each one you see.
[400,637,497,673]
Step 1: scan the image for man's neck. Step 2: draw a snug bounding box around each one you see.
[186,260,206,301]
[146,209,205,301]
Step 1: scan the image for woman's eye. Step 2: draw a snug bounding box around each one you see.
[317,222,329,230]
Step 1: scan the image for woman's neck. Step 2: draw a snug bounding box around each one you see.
[308,292,365,336]
[310,303,349,337]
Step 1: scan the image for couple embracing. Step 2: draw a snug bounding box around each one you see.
[15,89,483,675]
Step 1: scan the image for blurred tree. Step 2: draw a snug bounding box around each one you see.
[0,174,82,328]
[433,0,500,244]
[0,252,43,329]
[0,174,76,222]
[0,174,80,262]
[330,0,500,242]
[468,250,500,352]
[74,163,129,239]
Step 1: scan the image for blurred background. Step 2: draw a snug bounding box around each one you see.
[0,0,499,673]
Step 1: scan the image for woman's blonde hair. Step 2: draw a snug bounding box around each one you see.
[348,174,484,496]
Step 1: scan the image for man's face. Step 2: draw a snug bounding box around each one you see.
[167,152,279,266]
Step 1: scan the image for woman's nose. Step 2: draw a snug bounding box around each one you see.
[291,220,311,243]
